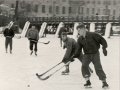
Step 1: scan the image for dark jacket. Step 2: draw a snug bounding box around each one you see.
[63,37,79,60]
[3,28,15,38]
[27,28,39,41]
[77,32,108,54]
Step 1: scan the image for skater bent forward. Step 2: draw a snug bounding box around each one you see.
[61,32,93,75]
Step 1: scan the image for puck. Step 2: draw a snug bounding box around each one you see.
[27,85,30,87]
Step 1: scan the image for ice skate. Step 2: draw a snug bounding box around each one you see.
[10,50,12,54]
[84,80,92,88]
[102,82,109,89]
[35,51,37,56]
[30,50,33,55]
[61,69,69,75]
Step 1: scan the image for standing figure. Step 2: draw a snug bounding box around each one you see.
[76,24,109,88]
[58,23,66,47]
[3,27,15,54]
[27,26,39,56]
[43,27,48,37]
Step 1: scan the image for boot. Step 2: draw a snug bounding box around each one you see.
[35,51,37,56]
[61,66,69,75]
[30,50,33,55]
[62,69,69,75]
[84,80,92,88]
[102,81,109,88]
[10,50,12,54]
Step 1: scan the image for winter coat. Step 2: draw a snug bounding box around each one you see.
[77,32,108,54]
[3,28,15,38]
[27,28,39,41]
[63,37,79,60]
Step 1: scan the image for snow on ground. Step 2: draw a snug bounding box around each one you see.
[0,35,119,90]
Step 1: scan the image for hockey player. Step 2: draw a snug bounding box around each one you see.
[3,26,15,54]
[76,24,109,88]
[27,26,39,56]
[61,32,93,75]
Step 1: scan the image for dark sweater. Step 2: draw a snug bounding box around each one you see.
[77,32,108,54]
[3,28,15,38]
[63,37,79,59]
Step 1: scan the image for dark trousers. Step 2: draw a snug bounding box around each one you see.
[29,40,38,52]
[82,51,106,80]
[5,37,12,51]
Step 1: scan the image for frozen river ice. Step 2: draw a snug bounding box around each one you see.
[0,35,119,90]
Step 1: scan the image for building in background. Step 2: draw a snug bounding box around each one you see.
[0,0,120,19]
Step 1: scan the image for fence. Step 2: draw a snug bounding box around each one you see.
[0,15,120,28]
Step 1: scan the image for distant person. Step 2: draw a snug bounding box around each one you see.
[3,27,15,54]
[43,28,48,37]
[101,26,105,36]
[27,26,39,56]
[58,23,67,47]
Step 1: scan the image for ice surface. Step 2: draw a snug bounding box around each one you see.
[0,35,119,90]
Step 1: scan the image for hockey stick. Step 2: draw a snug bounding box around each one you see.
[36,61,62,77]
[14,35,21,39]
[36,61,71,80]
[31,40,50,44]
[38,41,50,44]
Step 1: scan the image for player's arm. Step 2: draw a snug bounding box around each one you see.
[93,33,108,48]
[94,33,108,56]
[62,41,73,63]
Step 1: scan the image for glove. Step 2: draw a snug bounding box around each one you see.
[62,57,75,64]
[70,58,75,62]
[62,58,68,64]
[103,48,107,56]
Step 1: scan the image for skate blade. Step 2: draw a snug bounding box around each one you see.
[84,85,92,88]
[61,73,69,75]
[102,86,109,89]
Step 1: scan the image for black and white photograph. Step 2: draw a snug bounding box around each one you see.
[0,0,120,90]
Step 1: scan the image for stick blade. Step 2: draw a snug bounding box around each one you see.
[36,73,50,81]
[44,41,50,44]
[36,73,44,77]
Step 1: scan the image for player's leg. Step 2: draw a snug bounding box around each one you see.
[34,42,38,56]
[78,53,93,73]
[92,51,109,88]
[5,38,9,53]
[9,38,12,54]
[30,40,33,55]
[62,63,70,75]
[82,54,92,87]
